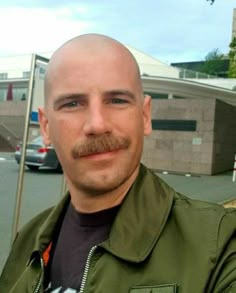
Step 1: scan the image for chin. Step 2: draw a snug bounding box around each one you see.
[75,174,126,196]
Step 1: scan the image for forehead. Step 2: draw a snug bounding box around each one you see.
[46,44,141,96]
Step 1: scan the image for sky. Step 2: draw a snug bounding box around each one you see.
[0,0,236,64]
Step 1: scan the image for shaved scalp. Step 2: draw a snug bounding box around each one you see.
[44,33,143,104]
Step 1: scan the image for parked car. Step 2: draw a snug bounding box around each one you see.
[15,136,62,172]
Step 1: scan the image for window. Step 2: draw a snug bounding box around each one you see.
[14,88,28,101]
[0,73,8,80]
[152,119,197,131]
[144,92,168,99]
[0,89,5,101]
[145,92,185,99]
[22,71,30,78]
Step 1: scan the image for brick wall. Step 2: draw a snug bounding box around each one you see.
[142,99,216,175]
[0,101,26,150]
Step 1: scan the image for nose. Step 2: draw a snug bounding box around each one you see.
[83,99,112,136]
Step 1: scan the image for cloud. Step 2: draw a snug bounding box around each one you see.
[0,0,235,63]
[0,5,93,55]
[67,0,235,63]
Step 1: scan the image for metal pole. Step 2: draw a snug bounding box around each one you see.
[60,175,67,197]
[11,54,37,244]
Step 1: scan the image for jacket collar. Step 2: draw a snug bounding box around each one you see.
[31,164,174,264]
[32,194,70,254]
[101,164,174,263]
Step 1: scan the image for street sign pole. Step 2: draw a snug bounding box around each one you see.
[11,54,36,244]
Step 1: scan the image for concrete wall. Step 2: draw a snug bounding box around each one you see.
[0,101,42,150]
[212,100,236,173]
[0,101,26,149]
[1,99,235,175]
[187,78,236,91]
[142,99,217,175]
[0,100,26,116]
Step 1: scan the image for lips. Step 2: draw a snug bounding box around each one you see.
[81,149,121,160]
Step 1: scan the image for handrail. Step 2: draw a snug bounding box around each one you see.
[0,122,20,148]
[0,122,20,139]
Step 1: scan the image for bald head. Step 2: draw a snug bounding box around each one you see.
[44,33,143,103]
[39,33,152,199]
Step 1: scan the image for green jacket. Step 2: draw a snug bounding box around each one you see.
[1,165,236,293]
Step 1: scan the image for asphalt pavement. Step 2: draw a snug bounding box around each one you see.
[0,152,236,273]
[156,170,236,205]
[0,152,63,273]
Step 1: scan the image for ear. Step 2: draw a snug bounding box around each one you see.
[143,95,152,136]
[38,107,51,146]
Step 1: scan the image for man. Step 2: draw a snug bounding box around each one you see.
[1,34,236,292]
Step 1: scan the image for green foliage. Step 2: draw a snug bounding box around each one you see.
[205,48,224,61]
[199,49,225,76]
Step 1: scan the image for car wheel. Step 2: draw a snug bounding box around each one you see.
[27,165,39,171]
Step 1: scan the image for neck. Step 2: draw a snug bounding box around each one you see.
[66,167,139,213]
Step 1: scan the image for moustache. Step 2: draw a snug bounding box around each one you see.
[71,134,130,159]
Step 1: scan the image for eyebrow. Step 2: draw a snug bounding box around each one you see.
[52,89,136,109]
[105,89,136,100]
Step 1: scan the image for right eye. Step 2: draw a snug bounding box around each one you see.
[61,100,80,108]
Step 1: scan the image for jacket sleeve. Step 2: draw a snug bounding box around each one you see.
[0,230,34,291]
[208,208,236,292]
[0,208,53,292]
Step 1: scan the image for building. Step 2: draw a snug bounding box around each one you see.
[171,59,230,78]
[0,48,236,175]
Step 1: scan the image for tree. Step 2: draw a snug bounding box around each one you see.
[199,49,225,77]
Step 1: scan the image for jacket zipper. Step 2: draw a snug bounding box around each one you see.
[79,246,97,293]
[34,256,44,293]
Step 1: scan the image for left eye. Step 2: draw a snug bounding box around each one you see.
[111,98,128,104]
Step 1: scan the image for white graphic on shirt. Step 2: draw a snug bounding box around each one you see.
[46,285,78,293]
[50,287,77,293]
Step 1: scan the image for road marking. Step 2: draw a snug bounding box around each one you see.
[0,158,6,161]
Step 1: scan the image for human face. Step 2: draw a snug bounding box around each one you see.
[39,48,151,196]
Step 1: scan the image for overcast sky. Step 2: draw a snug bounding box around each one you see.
[1,0,235,64]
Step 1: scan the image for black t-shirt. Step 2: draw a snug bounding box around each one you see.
[46,202,120,292]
